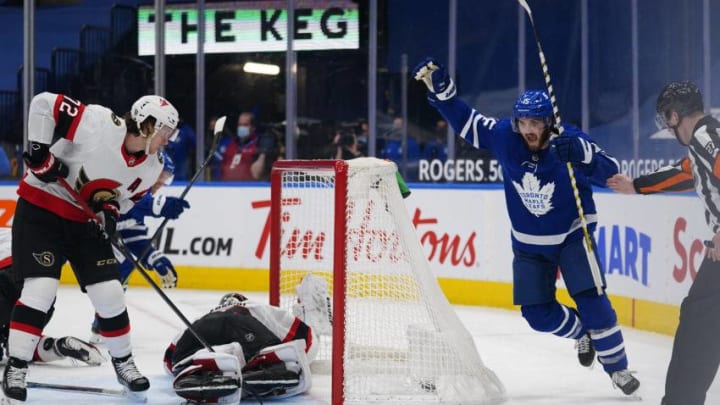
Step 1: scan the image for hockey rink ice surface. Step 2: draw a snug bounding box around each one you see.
[14,286,719,404]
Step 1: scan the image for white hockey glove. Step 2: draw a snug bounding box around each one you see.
[292,274,332,336]
[412,57,457,101]
[35,336,105,366]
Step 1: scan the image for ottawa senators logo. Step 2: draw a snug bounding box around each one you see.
[32,251,55,267]
[75,167,121,206]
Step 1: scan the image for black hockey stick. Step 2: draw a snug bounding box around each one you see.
[57,177,214,352]
[27,381,126,398]
[517,0,604,294]
[133,115,227,276]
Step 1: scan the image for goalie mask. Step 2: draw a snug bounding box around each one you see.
[131,95,180,154]
[219,292,248,307]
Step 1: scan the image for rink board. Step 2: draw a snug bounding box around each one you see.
[0,182,702,336]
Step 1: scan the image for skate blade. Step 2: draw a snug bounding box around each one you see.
[123,388,148,403]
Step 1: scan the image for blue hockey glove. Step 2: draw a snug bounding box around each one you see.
[412,57,456,101]
[550,135,596,165]
[146,250,178,288]
[152,194,190,220]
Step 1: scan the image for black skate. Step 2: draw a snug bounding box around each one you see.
[111,354,150,394]
[2,357,28,402]
[575,333,595,367]
[611,369,640,395]
[54,336,105,366]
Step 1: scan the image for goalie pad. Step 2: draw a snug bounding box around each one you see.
[242,340,311,399]
[292,274,332,336]
[173,343,244,404]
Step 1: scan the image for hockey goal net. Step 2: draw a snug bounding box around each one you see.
[269,158,505,405]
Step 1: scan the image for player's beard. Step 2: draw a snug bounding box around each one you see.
[522,127,553,152]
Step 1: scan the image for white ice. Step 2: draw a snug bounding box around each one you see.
[15,286,719,404]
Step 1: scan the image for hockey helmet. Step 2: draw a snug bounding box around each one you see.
[219,292,248,307]
[655,81,703,130]
[511,89,553,132]
[131,95,180,143]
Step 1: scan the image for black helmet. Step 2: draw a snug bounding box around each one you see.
[655,81,703,126]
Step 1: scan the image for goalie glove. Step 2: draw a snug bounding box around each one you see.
[291,274,332,336]
[146,250,178,288]
[412,57,457,101]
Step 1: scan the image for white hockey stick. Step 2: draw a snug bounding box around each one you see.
[517,0,604,295]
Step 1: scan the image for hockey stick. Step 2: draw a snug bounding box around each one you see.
[133,116,227,269]
[27,381,127,398]
[56,177,214,352]
[517,0,604,295]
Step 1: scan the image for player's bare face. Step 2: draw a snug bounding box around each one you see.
[517,118,547,152]
[148,126,176,154]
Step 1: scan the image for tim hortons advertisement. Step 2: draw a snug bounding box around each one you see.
[0,183,705,307]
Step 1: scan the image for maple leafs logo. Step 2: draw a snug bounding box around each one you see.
[512,172,555,217]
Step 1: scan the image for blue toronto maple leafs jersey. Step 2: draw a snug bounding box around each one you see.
[431,97,619,254]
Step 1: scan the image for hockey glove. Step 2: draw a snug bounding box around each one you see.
[23,142,68,183]
[152,194,190,220]
[89,200,119,241]
[550,135,596,165]
[257,134,277,155]
[412,57,456,101]
[146,250,178,288]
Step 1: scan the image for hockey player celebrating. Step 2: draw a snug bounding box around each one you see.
[3,92,181,402]
[163,275,329,404]
[412,58,640,395]
[0,227,104,367]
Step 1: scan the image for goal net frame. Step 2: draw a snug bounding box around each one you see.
[269,158,505,405]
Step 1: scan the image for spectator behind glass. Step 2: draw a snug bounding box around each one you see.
[164,121,196,181]
[331,131,363,160]
[423,119,449,162]
[217,112,279,181]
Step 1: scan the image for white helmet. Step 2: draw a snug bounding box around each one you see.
[131,95,179,139]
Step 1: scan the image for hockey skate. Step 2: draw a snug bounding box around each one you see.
[2,357,28,403]
[111,354,150,400]
[575,333,595,367]
[611,369,640,396]
[54,336,105,366]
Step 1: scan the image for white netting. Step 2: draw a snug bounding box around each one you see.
[272,158,505,404]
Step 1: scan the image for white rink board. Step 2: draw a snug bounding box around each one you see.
[0,183,705,307]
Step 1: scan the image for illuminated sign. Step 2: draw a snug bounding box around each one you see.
[138,0,359,56]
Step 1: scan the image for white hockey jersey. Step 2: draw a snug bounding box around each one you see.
[0,227,10,269]
[18,92,164,222]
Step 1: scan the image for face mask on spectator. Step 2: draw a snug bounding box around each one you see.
[237,126,250,138]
